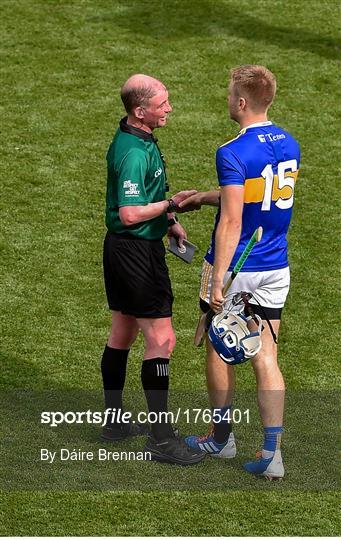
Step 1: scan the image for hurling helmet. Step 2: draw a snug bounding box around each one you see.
[208,292,263,365]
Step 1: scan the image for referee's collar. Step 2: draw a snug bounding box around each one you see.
[119,116,158,142]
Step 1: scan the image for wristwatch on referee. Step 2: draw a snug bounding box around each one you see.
[166,198,177,213]
[167,215,179,227]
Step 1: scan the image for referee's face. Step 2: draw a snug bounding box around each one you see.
[142,89,172,130]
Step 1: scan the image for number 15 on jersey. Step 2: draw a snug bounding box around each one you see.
[261,159,298,211]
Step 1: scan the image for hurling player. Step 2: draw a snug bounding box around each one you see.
[180,65,300,479]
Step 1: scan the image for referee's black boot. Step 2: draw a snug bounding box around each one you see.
[144,433,206,466]
[101,421,149,442]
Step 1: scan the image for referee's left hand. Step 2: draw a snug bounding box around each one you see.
[167,222,187,248]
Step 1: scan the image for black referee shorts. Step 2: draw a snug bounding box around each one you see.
[103,232,174,318]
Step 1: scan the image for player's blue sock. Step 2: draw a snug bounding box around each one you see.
[262,426,283,458]
[212,405,232,443]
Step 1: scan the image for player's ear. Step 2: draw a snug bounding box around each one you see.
[239,97,246,110]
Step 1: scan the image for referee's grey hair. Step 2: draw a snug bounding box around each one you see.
[121,84,158,114]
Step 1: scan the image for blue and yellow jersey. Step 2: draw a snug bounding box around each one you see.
[205,121,300,271]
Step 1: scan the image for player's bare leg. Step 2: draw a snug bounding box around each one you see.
[251,320,284,427]
[185,336,236,458]
[206,337,235,408]
[244,319,285,479]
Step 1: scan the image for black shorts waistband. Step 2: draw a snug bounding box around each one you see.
[106,231,162,243]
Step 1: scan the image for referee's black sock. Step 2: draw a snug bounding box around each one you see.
[101,345,129,425]
[141,357,174,441]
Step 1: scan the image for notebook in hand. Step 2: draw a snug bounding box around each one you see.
[167,236,197,264]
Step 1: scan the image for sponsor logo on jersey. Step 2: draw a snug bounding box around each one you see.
[258,133,286,143]
[123,180,140,196]
[154,167,162,178]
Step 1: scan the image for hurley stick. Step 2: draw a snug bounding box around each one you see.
[193,226,263,347]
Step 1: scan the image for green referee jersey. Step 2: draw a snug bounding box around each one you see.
[105,117,168,240]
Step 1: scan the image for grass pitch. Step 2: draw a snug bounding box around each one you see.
[1,0,340,536]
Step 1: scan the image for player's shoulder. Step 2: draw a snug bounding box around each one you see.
[215,132,247,181]
[256,123,300,153]
[217,124,260,156]
[271,123,300,143]
[216,130,252,169]
[217,131,244,153]
[271,124,301,159]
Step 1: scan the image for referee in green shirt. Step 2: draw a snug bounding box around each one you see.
[101,74,204,465]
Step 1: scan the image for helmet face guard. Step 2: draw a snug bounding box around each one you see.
[208,293,263,365]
